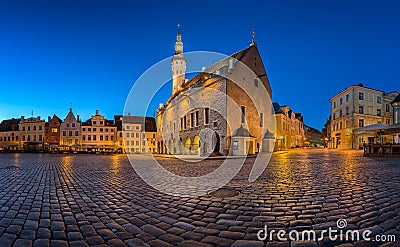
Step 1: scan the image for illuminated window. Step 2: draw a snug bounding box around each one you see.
[51,128,58,133]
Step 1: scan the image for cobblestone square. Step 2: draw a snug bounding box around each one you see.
[0,149,399,246]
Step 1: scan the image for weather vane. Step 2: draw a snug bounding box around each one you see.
[252,28,256,41]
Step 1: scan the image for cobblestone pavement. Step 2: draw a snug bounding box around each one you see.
[0,149,399,247]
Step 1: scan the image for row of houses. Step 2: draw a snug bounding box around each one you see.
[0,109,157,154]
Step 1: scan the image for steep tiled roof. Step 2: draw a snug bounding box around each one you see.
[0,118,21,132]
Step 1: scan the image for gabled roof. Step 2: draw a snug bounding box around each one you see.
[0,118,20,132]
[392,94,400,104]
[165,44,270,106]
[273,102,283,114]
[114,115,157,132]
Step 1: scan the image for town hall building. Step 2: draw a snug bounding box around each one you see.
[156,28,274,156]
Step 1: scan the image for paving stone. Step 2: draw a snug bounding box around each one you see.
[33,239,50,247]
[14,239,33,247]
[232,240,264,247]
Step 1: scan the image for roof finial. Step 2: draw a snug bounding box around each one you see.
[177,23,181,34]
[251,28,256,46]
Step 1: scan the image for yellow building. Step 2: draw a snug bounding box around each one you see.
[0,118,21,151]
[19,116,46,151]
[273,103,305,150]
[114,115,157,154]
[80,110,117,153]
[329,84,398,149]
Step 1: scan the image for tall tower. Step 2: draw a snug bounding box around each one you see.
[171,24,186,95]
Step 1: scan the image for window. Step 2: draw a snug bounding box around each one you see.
[33,126,36,131]
[333,102,336,108]
[254,78,259,87]
[346,107,349,115]
[126,133,129,138]
[359,119,364,127]
[39,126,42,130]
[136,133,139,138]
[93,135,96,141]
[82,128,86,131]
[136,126,140,130]
[88,135,91,141]
[93,121,96,125]
[69,131,72,137]
[260,112,264,127]
[75,139,78,144]
[52,128,57,133]
[213,121,218,128]
[377,109,382,116]
[67,124,70,128]
[106,136,109,141]
[183,116,187,129]
[339,110,342,117]
[339,98,343,105]
[72,123,75,127]
[93,128,96,132]
[359,106,364,114]
[346,94,349,102]
[100,128,103,132]
[233,141,238,150]
[63,131,66,136]
[241,106,246,123]
[100,135,103,141]
[136,141,139,146]
[75,131,79,136]
[377,96,382,104]
[204,108,210,125]
[88,128,91,132]
[100,121,103,125]
[82,135,86,141]
[22,127,25,131]
[190,112,194,128]
[195,111,199,127]
[359,92,364,100]
[386,104,391,112]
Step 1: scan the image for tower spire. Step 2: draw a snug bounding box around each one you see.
[175,24,183,55]
[171,24,186,95]
[250,28,256,46]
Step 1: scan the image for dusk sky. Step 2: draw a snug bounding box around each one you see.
[1,0,400,130]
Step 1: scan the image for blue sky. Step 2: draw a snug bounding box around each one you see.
[1,0,400,130]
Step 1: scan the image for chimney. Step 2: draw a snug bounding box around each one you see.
[48,116,51,122]
[77,115,80,122]
[37,116,41,120]
[228,59,234,70]
[96,110,99,115]
[202,67,206,72]
[128,112,131,116]
[21,116,25,122]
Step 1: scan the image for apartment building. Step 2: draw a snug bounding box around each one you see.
[329,83,398,149]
